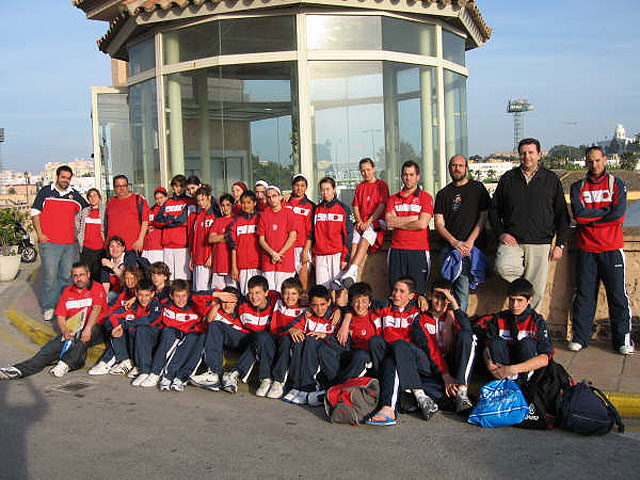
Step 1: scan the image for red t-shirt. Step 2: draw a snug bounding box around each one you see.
[211,216,234,274]
[105,194,151,250]
[385,188,433,250]
[192,207,217,266]
[55,281,107,326]
[143,204,163,251]
[349,311,382,350]
[353,179,390,224]
[283,196,315,248]
[83,209,104,250]
[228,212,260,270]
[257,207,296,272]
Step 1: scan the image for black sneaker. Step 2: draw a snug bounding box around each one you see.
[417,395,439,420]
[0,367,21,380]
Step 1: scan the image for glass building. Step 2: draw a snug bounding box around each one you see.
[75,0,490,202]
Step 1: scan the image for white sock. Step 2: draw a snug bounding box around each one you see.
[413,389,428,402]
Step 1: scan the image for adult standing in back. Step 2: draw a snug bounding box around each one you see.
[489,138,570,310]
[31,165,88,321]
[104,175,150,254]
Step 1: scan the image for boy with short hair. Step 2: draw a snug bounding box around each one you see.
[190,185,218,291]
[149,261,171,303]
[483,278,553,381]
[228,190,261,295]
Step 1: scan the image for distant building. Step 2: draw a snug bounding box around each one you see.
[468,160,516,182]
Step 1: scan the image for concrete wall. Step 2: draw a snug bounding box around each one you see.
[359,227,640,344]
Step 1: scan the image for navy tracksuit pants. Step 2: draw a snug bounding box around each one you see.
[104,320,138,363]
[572,249,632,349]
[290,336,345,392]
[150,327,202,380]
[447,329,478,386]
[203,322,249,375]
[388,248,430,295]
[488,336,538,366]
[319,334,386,384]
[134,325,161,374]
[272,334,298,383]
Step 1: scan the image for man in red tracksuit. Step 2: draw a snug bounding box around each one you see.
[155,175,191,280]
[569,146,634,355]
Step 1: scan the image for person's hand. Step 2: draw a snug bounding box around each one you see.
[132,237,144,253]
[231,265,239,282]
[492,364,516,379]
[205,256,212,268]
[123,297,136,310]
[189,258,194,271]
[112,325,124,338]
[289,327,305,343]
[461,239,474,257]
[216,292,238,303]
[101,258,113,268]
[340,261,347,270]
[37,232,49,244]
[330,309,342,326]
[443,373,458,397]
[308,331,326,339]
[417,295,429,312]
[337,323,350,347]
[282,192,292,203]
[549,245,564,262]
[62,328,74,340]
[148,225,155,233]
[80,326,92,344]
[207,303,220,323]
[499,233,517,246]
[452,239,469,257]
[270,251,283,264]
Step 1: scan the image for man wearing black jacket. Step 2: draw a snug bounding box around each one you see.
[489,138,570,309]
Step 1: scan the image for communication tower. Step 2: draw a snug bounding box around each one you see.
[507,99,534,152]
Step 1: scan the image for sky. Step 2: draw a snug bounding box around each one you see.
[0,0,638,173]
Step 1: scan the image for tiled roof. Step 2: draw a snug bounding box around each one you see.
[87,0,491,55]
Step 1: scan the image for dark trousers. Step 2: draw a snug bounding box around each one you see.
[234,330,276,381]
[14,324,106,377]
[151,327,192,377]
[203,322,249,375]
[379,354,445,411]
[272,334,297,383]
[135,325,162,374]
[163,332,203,381]
[318,335,387,384]
[447,330,478,386]
[388,248,430,294]
[572,249,632,349]
[488,336,538,366]
[104,319,137,363]
[294,336,345,392]
[80,247,104,282]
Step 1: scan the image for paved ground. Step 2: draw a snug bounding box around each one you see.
[1,264,640,479]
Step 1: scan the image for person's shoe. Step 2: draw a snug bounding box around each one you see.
[619,344,635,355]
[127,367,140,379]
[171,378,186,392]
[50,361,69,378]
[109,359,133,376]
[131,373,148,386]
[417,394,439,420]
[290,390,308,405]
[283,388,300,403]
[0,366,22,380]
[159,377,172,391]
[340,265,358,289]
[189,370,221,391]
[267,381,285,399]
[567,341,583,352]
[221,370,240,394]
[256,378,273,397]
[139,373,160,388]
[43,309,54,322]
[307,390,326,407]
[331,278,344,290]
[455,389,474,414]
[88,361,111,376]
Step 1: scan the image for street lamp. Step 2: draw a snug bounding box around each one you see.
[24,170,30,205]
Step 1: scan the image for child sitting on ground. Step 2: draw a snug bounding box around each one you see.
[149,261,171,303]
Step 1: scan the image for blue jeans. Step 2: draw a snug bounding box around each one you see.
[39,242,78,311]
[439,246,470,313]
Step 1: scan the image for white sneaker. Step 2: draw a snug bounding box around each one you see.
[127,367,140,379]
[256,378,273,397]
[619,344,635,355]
[131,373,148,386]
[340,265,358,289]
[171,378,186,392]
[50,361,69,378]
[190,370,221,391]
[159,377,172,391]
[455,388,473,413]
[567,341,583,352]
[43,309,54,322]
[0,366,22,380]
[139,373,160,388]
[109,359,133,376]
[88,361,111,376]
[290,390,308,405]
[222,370,240,394]
[267,381,285,399]
[283,388,299,403]
[307,390,326,407]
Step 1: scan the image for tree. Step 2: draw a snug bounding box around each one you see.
[469,154,483,162]
[620,151,638,171]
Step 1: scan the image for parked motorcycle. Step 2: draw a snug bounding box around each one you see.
[15,222,37,263]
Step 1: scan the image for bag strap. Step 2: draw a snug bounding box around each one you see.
[591,385,625,433]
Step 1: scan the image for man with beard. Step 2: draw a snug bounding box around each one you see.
[434,155,490,312]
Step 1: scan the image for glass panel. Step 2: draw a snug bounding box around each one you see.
[164,63,298,197]
[95,90,131,198]
[128,38,156,75]
[307,16,381,51]
[129,79,160,199]
[220,16,295,55]
[163,22,219,65]
[442,29,466,65]
[382,17,435,56]
[444,70,468,166]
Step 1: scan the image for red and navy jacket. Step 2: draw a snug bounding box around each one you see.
[154,285,171,305]
[348,311,382,350]
[31,184,88,245]
[284,196,315,249]
[143,203,164,251]
[106,298,163,329]
[411,313,450,376]
[228,211,261,270]
[269,299,305,337]
[191,206,217,266]
[303,307,338,336]
[100,251,138,295]
[312,197,353,262]
[155,194,190,248]
[485,306,554,358]
[385,186,432,251]
[238,290,280,333]
[54,280,107,326]
[211,307,247,333]
[160,300,204,333]
[421,307,467,353]
[570,172,626,253]
[371,298,421,345]
[105,288,136,315]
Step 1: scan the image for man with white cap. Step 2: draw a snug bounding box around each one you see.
[257,185,297,291]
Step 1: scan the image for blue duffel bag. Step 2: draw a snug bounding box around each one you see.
[468,379,529,428]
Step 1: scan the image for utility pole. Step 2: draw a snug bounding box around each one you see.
[506,100,534,153]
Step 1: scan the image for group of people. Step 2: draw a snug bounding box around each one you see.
[0,138,633,426]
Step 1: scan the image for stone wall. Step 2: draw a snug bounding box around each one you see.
[359,227,640,344]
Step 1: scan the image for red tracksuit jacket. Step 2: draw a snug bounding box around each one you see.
[312,197,353,262]
[155,194,190,248]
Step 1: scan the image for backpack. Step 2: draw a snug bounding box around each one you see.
[518,360,573,430]
[468,379,529,428]
[324,377,380,425]
[559,382,625,436]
